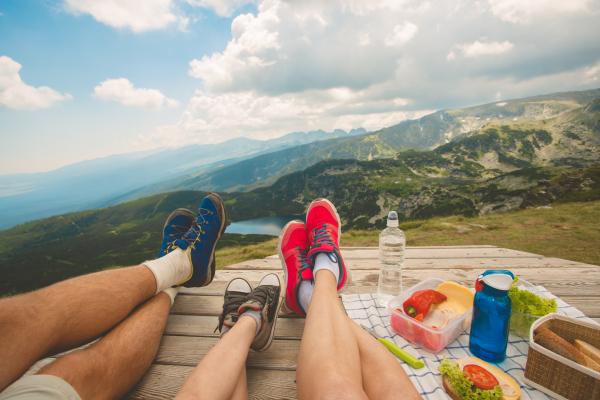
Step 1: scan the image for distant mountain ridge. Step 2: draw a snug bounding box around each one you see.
[0,128,365,228]
[1,88,598,229]
[150,88,600,194]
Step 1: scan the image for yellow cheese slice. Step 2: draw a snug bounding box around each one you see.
[434,281,474,315]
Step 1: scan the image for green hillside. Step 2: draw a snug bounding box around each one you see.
[218,200,600,270]
[1,91,599,295]
[159,88,600,193]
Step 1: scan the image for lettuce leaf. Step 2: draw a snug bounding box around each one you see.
[508,285,557,316]
[439,359,503,400]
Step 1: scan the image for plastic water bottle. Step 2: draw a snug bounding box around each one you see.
[469,270,514,362]
[377,211,405,307]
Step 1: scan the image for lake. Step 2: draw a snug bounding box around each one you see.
[227,216,299,236]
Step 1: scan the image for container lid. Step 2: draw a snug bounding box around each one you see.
[387,211,399,227]
[480,269,514,291]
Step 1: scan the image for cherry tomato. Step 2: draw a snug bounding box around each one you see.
[463,364,499,390]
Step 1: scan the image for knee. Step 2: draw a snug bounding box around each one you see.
[314,375,366,400]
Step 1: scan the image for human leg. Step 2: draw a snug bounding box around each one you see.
[296,270,368,400]
[350,321,421,400]
[177,274,281,400]
[0,194,227,392]
[0,265,157,391]
[33,290,176,400]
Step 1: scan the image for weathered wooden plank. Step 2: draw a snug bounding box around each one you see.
[128,364,296,400]
[220,256,596,271]
[172,293,600,318]
[166,314,305,339]
[178,267,600,297]
[156,335,299,370]
[333,247,543,260]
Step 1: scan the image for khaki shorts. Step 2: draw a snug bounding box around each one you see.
[0,375,80,400]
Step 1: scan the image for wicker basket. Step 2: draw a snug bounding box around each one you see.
[524,313,600,400]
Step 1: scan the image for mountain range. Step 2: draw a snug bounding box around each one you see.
[1,88,599,294]
[0,128,366,229]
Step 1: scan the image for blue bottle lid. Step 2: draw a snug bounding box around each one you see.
[479,269,514,291]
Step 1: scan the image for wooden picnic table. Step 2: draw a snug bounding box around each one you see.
[124,245,600,399]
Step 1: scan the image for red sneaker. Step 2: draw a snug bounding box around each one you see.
[305,198,347,291]
[278,220,313,317]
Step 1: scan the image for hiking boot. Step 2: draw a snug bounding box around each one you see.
[238,273,282,352]
[217,278,253,334]
[305,198,347,291]
[158,208,196,257]
[278,220,312,317]
[169,193,227,287]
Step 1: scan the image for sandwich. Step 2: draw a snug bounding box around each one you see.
[439,356,521,400]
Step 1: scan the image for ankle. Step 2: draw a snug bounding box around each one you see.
[238,312,261,335]
[314,269,338,287]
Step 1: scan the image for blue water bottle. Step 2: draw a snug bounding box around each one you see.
[469,270,514,362]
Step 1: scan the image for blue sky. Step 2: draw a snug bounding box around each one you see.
[1,0,599,174]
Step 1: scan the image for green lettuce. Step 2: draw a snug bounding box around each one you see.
[508,285,557,316]
[438,359,503,400]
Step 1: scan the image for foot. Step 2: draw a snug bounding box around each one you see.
[170,193,227,287]
[159,208,195,257]
[305,198,347,290]
[238,273,282,352]
[278,220,312,316]
[217,278,252,334]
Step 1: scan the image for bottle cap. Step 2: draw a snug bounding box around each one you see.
[387,211,399,227]
[480,270,514,291]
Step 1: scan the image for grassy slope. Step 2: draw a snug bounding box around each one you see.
[219,201,600,267]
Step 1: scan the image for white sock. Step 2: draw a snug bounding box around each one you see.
[313,253,340,284]
[298,281,314,313]
[143,248,192,294]
[239,310,262,335]
[162,287,179,306]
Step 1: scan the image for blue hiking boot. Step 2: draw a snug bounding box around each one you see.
[158,208,196,258]
[170,193,228,287]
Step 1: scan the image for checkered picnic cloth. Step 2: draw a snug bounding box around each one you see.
[341,286,596,400]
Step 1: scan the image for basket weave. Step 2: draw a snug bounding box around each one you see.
[524,314,600,400]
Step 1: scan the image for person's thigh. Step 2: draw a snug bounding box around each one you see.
[0,375,80,400]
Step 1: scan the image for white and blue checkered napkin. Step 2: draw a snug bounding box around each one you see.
[341,286,596,400]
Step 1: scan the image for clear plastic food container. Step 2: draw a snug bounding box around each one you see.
[509,279,555,338]
[388,278,473,353]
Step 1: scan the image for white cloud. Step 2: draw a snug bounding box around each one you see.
[449,40,514,59]
[385,22,418,47]
[188,1,426,94]
[142,0,600,147]
[94,78,179,110]
[0,56,71,110]
[488,0,592,24]
[64,0,257,32]
[186,0,256,17]
[64,0,186,32]
[584,61,600,82]
[140,88,429,147]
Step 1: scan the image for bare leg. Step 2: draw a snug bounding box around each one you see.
[38,291,171,400]
[350,321,421,400]
[297,270,369,400]
[0,265,156,390]
[229,369,248,400]
[176,316,256,400]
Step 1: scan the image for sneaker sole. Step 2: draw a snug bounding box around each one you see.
[277,220,305,315]
[254,274,283,352]
[201,192,228,287]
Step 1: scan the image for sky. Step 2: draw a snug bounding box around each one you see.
[1,0,599,174]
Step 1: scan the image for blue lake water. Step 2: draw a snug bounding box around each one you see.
[227,216,298,236]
